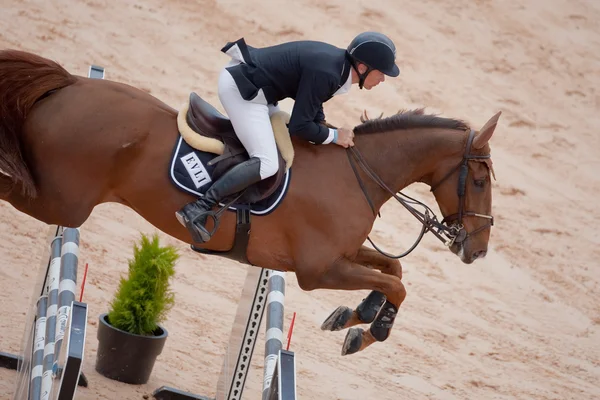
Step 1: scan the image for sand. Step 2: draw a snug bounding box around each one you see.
[1,0,599,399]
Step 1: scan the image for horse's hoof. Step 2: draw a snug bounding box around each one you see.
[342,328,363,356]
[321,306,353,331]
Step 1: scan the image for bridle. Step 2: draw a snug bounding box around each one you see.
[429,128,494,245]
[347,128,494,259]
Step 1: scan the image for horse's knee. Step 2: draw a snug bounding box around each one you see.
[384,276,406,305]
[398,280,407,303]
[383,259,403,279]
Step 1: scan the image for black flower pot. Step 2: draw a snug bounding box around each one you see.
[95,313,168,384]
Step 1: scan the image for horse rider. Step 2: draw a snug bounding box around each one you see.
[176,31,400,243]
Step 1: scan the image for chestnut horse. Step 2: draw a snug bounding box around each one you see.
[0,49,499,355]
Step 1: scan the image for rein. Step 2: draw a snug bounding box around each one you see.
[346,129,494,259]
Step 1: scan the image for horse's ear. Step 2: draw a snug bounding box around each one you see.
[473,111,501,149]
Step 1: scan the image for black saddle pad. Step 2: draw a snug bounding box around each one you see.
[169,136,291,215]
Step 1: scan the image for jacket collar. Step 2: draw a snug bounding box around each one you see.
[333,58,353,96]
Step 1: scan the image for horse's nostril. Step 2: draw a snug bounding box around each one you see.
[472,250,487,261]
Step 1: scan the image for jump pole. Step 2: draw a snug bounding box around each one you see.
[153,267,297,400]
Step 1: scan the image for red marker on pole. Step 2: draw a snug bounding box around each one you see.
[286,312,296,351]
[79,262,89,302]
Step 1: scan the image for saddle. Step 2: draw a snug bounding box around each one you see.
[177,92,293,204]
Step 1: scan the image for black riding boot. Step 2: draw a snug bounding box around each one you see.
[176,157,262,243]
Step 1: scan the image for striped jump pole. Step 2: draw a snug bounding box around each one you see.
[40,228,80,399]
[30,234,62,399]
[53,227,80,367]
[262,271,285,400]
[27,227,81,400]
[29,295,48,400]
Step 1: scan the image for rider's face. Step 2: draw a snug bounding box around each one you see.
[363,69,385,90]
[357,63,386,90]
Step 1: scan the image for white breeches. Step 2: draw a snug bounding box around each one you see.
[217,66,280,180]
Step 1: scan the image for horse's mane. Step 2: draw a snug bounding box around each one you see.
[353,108,470,135]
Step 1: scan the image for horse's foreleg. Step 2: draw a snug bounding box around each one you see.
[300,255,406,355]
[321,245,403,333]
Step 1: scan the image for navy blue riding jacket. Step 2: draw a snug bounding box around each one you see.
[221,38,352,144]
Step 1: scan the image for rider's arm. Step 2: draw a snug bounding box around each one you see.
[288,70,337,145]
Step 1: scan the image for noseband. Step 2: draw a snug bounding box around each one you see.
[347,129,494,259]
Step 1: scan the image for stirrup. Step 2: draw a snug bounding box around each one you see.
[175,190,245,243]
[196,211,220,241]
[176,209,221,243]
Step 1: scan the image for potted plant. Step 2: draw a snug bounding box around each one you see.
[95,232,179,384]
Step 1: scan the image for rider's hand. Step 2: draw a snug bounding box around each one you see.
[334,127,355,148]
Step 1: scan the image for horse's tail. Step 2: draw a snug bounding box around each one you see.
[0,49,77,198]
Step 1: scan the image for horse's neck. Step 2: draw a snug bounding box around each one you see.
[356,128,462,211]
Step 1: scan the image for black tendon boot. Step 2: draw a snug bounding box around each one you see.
[176,157,262,243]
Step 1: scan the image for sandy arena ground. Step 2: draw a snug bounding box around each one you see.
[1,0,599,399]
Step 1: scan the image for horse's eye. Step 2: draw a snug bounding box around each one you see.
[474,179,486,188]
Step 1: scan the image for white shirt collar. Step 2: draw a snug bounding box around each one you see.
[333,64,352,96]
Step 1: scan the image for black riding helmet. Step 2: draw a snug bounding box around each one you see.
[346,31,400,89]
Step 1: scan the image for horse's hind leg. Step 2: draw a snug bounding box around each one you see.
[299,255,406,355]
[321,246,402,332]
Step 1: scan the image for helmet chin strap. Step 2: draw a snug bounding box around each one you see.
[358,67,372,89]
[350,59,372,89]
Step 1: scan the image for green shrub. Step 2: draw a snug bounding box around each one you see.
[107,233,179,335]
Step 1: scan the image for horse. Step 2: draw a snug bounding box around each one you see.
[0,49,499,355]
